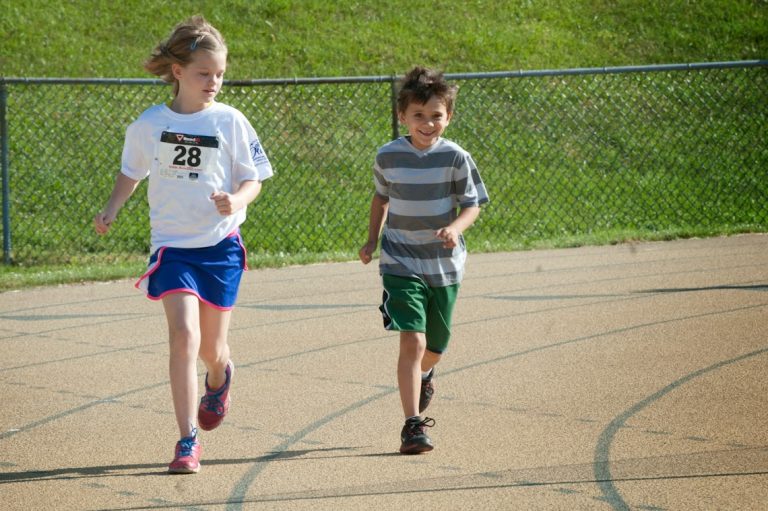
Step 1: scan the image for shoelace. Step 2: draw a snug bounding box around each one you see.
[177,436,198,457]
[201,369,230,414]
[200,388,226,414]
[405,417,435,437]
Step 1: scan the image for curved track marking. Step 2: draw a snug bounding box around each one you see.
[225,302,768,509]
[594,347,768,510]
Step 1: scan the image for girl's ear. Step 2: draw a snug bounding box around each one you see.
[171,63,184,81]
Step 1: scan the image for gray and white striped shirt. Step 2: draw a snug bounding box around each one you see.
[374,136,490,287]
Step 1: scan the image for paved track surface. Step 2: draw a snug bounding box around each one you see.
[2,234,767,511]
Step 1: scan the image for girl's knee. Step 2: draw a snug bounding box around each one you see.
[167,324,200,357]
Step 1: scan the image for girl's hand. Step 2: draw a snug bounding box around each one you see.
[359,240,377,264]
[93,211,115,235]
[435,226,459,248]
[92,174,140,235]
[210,191,243,216]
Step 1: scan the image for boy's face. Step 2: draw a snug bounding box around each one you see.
[398,96,452,151]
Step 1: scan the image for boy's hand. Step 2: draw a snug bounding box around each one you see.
[435,226,460,248]
[359,241,377,264]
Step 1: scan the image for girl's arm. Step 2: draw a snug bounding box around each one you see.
[359,193,389,265]
[210,179,263,216]
[94,173,141,235]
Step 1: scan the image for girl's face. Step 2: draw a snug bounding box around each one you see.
[398,96,452,151]
[172,49,227,112]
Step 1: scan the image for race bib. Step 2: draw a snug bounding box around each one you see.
[157,131,219,182]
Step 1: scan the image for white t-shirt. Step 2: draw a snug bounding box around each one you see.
[121,102,273,254]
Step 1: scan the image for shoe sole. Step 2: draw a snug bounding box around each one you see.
[168,465,200,474]
[399,442,434,454]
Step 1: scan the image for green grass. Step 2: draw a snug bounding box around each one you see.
[2,0,766,78]
[1,1,767,291]
[0,250,359,292]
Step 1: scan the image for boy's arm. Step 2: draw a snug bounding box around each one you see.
[359,193,389,264]
[94,172,141,235]
[435,206,481,249]
[211,179,263,216]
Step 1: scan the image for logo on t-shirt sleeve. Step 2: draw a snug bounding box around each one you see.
[250,139,269,166]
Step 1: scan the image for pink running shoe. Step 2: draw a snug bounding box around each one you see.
[198,360,234,431]
[168,431,201,474]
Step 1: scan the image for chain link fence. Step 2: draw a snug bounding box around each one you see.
[1,61,766,266]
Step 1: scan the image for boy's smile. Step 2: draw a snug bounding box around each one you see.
[398,96,452,151]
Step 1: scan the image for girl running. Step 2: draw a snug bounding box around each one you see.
[94,15,273,474]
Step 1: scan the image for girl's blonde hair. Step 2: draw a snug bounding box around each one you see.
[144,15,227,95]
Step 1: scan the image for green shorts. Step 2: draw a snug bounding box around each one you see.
[379,274,460,354]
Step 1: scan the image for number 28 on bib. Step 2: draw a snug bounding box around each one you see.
[157,131,220,182]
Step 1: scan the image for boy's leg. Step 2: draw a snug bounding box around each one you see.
[419,283,459,413]
[419,350,440,413]
[162,293,202,437]
[398,330,435,453]
[398,331,427,418]
[381,275,435,453]
[421,350,441,373]
[424,282,459,357]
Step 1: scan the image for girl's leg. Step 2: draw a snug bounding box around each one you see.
[162,293,202,438]
[398,331,426,418]
[198,304,232,388]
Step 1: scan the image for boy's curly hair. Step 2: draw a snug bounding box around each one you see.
[396,66,459,114]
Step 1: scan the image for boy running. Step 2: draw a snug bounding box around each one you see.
[359,66,490,454]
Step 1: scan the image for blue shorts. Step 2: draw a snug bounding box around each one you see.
[135,232,247,310]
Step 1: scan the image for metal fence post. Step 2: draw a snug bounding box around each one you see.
[390,76,399,140]
[1,81,10,265]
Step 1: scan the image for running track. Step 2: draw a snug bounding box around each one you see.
[1,234,767,510]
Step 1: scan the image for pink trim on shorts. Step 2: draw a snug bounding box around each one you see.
[228,230,248,271]
[145,288,234,311]
[134,246,234,311]
[133,231,245,311]
[134,246,167,294]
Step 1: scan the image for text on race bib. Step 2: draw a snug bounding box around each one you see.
[157,131,219,182]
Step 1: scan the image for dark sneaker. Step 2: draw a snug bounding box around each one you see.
[419,368,435,413]
[198,360,234,431]
[168,431,201,474]
[399,416,435,454]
